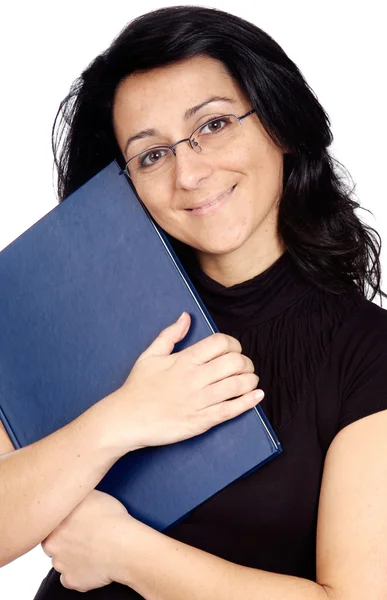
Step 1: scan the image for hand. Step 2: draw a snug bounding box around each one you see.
[103,312,264,453]
[41,490,132,592]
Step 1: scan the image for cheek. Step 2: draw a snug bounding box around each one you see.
[243,141,284,198]
[135,192,186,242]
[231,140,283,221]
[226,137,276,177]
[135,185,171,224]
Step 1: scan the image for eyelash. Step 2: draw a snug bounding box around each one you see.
[137,115,232,168]
[199,116,230,134]
[139,148,169,168]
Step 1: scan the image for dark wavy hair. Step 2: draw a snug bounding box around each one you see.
[53,5,384,301]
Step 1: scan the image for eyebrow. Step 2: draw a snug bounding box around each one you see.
[123,95,236,155]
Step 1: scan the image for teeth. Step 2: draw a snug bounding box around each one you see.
[191,187,233,211]
[191,199,218,211]
[203,199,219,209]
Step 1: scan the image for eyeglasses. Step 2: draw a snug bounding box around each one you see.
[121,109,256,182]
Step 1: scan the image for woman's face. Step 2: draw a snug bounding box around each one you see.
[113,55,284,268]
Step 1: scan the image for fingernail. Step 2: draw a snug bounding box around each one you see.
[255,390,265,401]
[178,312,186,322]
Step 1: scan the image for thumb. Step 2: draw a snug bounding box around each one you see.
[140,312,191,358]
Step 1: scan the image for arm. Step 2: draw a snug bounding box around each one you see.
[114,519,329,600]
[316,408,387,599]
[0,393,132,567]
[45,409,387,600]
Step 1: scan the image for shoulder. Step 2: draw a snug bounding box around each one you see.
[329,291,387,359]
[306,286,387,355]
[290,285,387,371]
[321,290,387,431]
[346,293,387,332]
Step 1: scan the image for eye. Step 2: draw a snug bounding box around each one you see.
[139,147,170,168]
[198,117,231,135]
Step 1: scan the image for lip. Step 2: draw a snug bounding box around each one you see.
[185,185,236,216]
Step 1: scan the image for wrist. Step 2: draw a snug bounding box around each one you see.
[86,389,145,460]
[110,516,154,589]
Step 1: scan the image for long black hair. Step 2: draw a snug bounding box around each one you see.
[53,5,384,301]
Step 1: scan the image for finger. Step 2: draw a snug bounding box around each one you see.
[60,573,71,590]
[41,540,53,559]
[199,352,256,387]
[183,332,242,365]
[205,389,265,425]
[202,372,260,407]
[140,312,191,359]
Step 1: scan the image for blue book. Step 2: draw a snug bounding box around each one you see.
[0,161,281,531]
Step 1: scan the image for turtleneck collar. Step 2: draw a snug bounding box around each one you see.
[184,251,313,331]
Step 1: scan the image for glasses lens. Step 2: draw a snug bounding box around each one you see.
[126,115,244,181]
[190,115,240,153]
[127,147,174,182]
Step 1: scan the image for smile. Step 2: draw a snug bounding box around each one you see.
[186,185,236,216]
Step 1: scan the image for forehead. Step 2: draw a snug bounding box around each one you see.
[112,55,247,128]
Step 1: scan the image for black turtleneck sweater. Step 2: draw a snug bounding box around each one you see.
[35,253,387,599]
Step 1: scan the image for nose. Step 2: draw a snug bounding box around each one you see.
[173,141,213,190]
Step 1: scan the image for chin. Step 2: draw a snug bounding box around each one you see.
[198,236,250,256]
[173,220,256,257]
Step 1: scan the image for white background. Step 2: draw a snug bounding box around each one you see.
[0,1,386,597]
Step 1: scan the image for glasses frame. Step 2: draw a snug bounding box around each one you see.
[120,108,256,180]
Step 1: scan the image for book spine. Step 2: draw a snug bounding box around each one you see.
[0,403,21,449]
[122,178,218,334]
[147,218,219,333]
[253,405,282,452]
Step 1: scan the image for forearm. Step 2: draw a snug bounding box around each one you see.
[115,520,330,600]
[0,392,131,567]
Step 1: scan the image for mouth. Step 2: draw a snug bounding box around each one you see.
[185,185,236,216]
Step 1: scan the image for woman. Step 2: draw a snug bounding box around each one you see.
[1,5,386,599]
